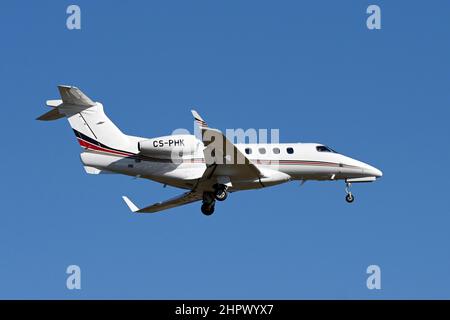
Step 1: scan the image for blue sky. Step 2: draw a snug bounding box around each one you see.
[0,0,449,299]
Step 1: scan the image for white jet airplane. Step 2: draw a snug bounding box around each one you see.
[38,86,382,215]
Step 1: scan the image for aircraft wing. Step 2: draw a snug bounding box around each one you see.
[192,110,261,180]
[122,191,202,214]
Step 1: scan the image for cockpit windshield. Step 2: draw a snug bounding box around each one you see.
[316,145,338,153]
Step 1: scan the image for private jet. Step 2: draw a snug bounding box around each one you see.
[38,86,382,215]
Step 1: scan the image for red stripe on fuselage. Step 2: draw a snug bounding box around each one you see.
[77,138,134,157]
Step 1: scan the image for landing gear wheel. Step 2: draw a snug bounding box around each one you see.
[201,203,215,216]
[345,193,354,203]
[345,182,354,203]
[213,184,228,201]
[201,191,216,216]
[215,189,228,201]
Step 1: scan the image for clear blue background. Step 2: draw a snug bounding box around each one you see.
[0,0,449,299]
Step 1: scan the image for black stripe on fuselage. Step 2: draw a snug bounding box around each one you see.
[72,129,130,154]
[72,129,175,163]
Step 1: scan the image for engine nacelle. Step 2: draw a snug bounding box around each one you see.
[138,135,200,159]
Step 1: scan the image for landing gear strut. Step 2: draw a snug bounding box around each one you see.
[214,184,228,201]
[345,182,354,203]
[345,182,355,203]
[201,192,215,216]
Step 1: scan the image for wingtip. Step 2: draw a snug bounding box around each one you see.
[191,109,201,119]
[122,196,139,213]
[191,109,208,127]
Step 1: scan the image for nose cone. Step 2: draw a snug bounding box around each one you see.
[340,155,383,179]
[364,164,383,178]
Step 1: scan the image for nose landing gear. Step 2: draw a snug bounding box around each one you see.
[345,182,355,203]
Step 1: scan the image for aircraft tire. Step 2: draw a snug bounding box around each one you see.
[201,203,215,216]
[345,193,355,203]
[215,189,228,201]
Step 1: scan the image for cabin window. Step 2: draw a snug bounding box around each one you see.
[245,148,252,155]
[259,148,266,154]
[286,147,294,154]
[273,147,280,154]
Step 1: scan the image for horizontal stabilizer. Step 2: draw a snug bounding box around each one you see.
[37,86,96,121]
[36,108,65,121]
[46,99,63,107]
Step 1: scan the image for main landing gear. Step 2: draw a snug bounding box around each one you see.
[201,184,229,216]
[201,192,215,216]
[214,184,228,201]
[345,182,355,203]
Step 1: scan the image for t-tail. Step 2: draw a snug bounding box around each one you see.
[37,85,135,166]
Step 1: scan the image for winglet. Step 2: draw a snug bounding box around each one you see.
[191,109,208,128]
[122,196,140,213]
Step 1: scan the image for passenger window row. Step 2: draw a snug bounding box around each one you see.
[244,147,294,155]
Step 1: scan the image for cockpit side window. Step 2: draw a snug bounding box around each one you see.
[316,145,337,153]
